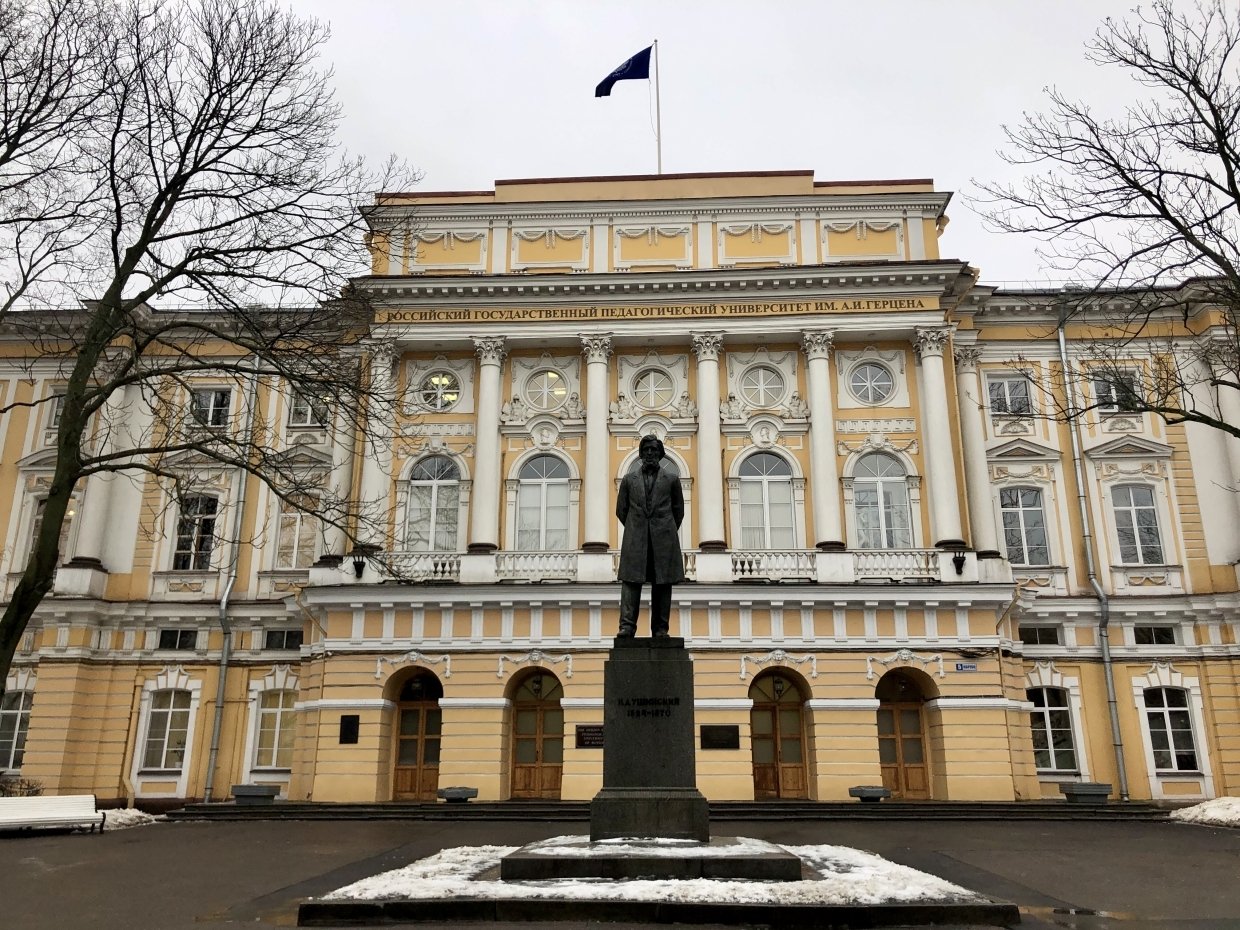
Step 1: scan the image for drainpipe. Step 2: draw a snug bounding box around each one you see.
[203,358,261,803]
[1057,310,1130,801]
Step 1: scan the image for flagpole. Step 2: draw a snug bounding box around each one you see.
[653,39,662,174]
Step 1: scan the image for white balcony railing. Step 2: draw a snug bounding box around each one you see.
[386,552,462,583]
[496,550,577,582]
[851,549,939,583]
[731,550,816,582]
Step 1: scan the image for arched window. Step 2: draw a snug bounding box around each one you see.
[739,452,795,549]
[1143,687,1198,772]
[1001,487,1050,565]
[517,455,571,551]
[854,453,911,549]
[406,456,461,552]
[254,690,296,770]
[1027,686,1077,772]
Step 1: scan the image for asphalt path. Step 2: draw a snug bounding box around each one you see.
[1,817,1238,929]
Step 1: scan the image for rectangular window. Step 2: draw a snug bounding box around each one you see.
[158,629,197,650]
[1144,687,1199,772]
[276,496,319,569]
[0,691,33,770]
[173,496,218,571]
[142,689,191,771]
[1019,625,1061,646]
[28,497,76,563]
[264,629,304,651]
[190,388,231,428]
[1111,485,1164,564]
[988,375,1033,415]
[1028,687,1077,772]
[47,392,65,428]
[288,392,326,428]
[1093,372,1140,414]
[1134,624,1176,645]
[254,690,296,769]
[1000,487,1051,565]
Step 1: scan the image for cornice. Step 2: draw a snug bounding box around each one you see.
[354,260,974,308]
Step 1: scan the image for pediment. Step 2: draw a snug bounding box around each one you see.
[15,448,60,470]
[986,438,1060,462]
[1084,436,1173,459]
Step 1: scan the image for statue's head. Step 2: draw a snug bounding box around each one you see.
[638,434,665,461]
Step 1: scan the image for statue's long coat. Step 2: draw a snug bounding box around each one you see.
[616,468,686,585]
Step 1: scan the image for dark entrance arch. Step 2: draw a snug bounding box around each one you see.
[393,670,443,801]
[748,670,809,799]
[510,670,564,799]
[875,669,932,799]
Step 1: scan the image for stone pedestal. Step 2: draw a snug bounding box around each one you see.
[590,637,709,842]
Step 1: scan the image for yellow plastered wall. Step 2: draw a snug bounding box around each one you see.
[617,230,690,265]
[826,226,900,258]
[417,236,483,267]
[721,228,790,262]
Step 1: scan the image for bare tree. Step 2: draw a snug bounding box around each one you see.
[0,0,415,695]
[974,0,1240,437]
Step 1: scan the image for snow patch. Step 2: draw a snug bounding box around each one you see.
[103,808,162,830]
[323,838,981,906]
[1170,796,1240,827]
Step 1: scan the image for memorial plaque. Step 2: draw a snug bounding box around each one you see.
[700,724,741,750]
[338,714,359,745]
[575,724,605,748]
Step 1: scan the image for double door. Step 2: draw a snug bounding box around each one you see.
[877,702,928,799]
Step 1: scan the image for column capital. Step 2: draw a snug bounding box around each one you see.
[581,333,613,363]
[801,330,836,360]
[473,336,508,365]
[914,327,953,359]
[691,332,723,361]
[953,346,982,371]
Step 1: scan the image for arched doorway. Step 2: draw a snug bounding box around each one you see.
[393,670,443,801]
[875,669,931,799]
[510,670,564,799]
[748,671,808,799]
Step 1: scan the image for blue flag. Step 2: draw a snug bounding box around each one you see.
[595,45,652,97]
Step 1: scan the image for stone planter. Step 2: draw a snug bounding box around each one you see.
[232,784,280,806]
[1059,782,1112,805]
[437,786,479,804]
[848,785,893,803]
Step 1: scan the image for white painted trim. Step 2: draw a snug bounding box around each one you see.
[240,665,299,786]
[293,698,395,711]
[1130,662,1216,800]
[925,697,1034,712]
[559,698,604,708]
[1024,661,1091,780]
[695,698,754,710]
[438,697,512,709]
[132,667,202,799]
[806,698,881,710]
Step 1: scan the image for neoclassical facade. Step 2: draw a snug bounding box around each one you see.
[3,170,1238,805]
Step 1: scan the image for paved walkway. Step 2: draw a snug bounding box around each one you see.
[1,817,1238,929]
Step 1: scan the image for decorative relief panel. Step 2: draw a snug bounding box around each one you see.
[616,351,690,419]
[506,353,582,422]
[511,228,589,271]
[404,354,476,415]
[725,346,798,415]
[822,219,904,262]
[718,221,796,266]
[614,225,692,270]
[834,346,910,410]
[835,417,916,434]
[409,229,488,273]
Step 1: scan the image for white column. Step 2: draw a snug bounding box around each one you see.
[67,388,129,569]
[691,332,726,551]
[953,347,1000,557]
[1212,353,1240,490]
[801,330,844,550]
[322,403,357,560]
[915,327,965,548]
[357,342,396,553]
[581,334,613,551]
[468,336,507,552]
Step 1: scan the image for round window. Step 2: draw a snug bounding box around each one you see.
[739,365,786,408]
[525,369,568,411]
[419,371,460,411]
[849,362,894,404]
[632,368,675,409]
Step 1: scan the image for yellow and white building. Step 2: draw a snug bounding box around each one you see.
[3,170,1239,805]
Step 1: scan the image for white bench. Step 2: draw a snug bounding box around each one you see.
[0,794,105,833]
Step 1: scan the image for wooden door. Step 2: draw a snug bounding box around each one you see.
[749,673,808,799]
[392,671,443,801]
[510,673,564,799]
[877,702,928,799]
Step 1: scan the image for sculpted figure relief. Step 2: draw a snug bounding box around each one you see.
[616,435,686,638]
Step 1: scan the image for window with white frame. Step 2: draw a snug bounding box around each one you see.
[632,368,675,410]
[253,690,296,769]
[987,374,1033,415]
[739,365,786,408]
[738,452,795,548]
[276,493,319,569]
[1134,624,1177,646]
[406,456,460,552]
[46,392,65,428]
[853,453,912,549]
[287,392,326,428]
[1092,371,1140,414]
[173,495,219,570]
[1143,687,1199,772]
[848,362,895,405]
[141,689,191,770]
[1027,686,1077,772]
[1111,485,1164,564]
[1000,487,1051,565]
[28,496,76,563]
[190,388,231,428]
[157,629,197,650]
[0,691,33,770]
[264,629,303,650]
[516,455,571,550]
[524,369,567,411]
[1019,624,1061,646]
[418,370,461,411]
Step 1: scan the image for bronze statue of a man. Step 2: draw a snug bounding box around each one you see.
[616,435,686,637]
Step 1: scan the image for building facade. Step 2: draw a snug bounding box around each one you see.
[3,170,1238,805]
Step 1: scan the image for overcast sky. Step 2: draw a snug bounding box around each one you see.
[286,0,1146,287]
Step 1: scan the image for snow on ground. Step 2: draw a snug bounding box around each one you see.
[1170,797,1240,827]
[102,808,162,830]
[323,838,981,906]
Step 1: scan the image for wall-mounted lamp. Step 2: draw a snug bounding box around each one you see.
[530,674,543,698]
[773,676,786,698]
[951,548,967,576]
[351,547,367,579]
